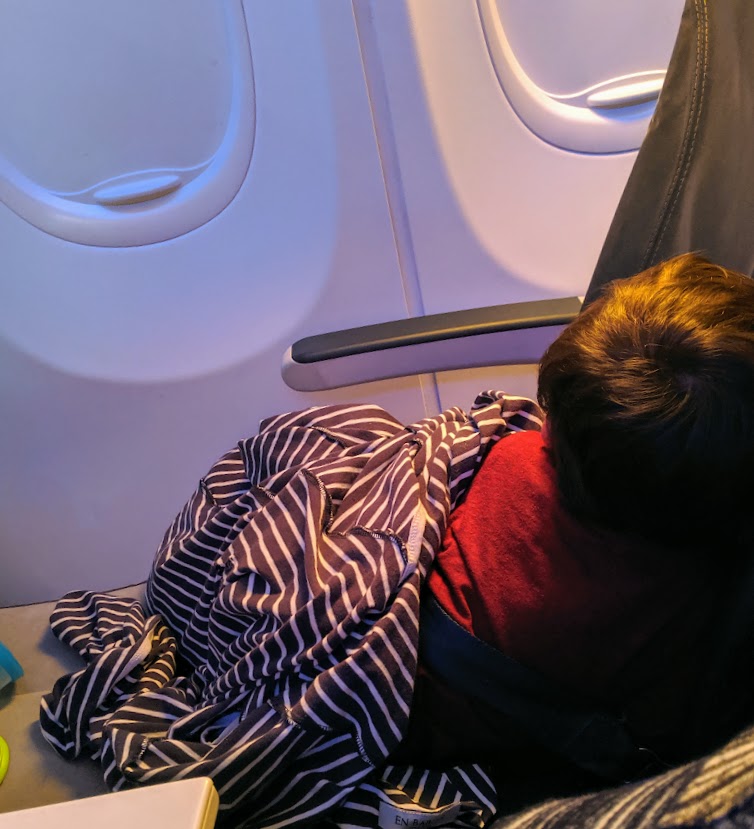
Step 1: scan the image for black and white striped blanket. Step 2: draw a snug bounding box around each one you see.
[40,392,543,828]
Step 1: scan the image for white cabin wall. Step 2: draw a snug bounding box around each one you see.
[0,0,685,605]
[363,0,683,410]
[0,2,430,605]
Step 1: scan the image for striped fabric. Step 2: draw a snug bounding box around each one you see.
[40,392,542,829]
[492,720,754,829]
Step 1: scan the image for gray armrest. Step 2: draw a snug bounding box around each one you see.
[282,297,582,391]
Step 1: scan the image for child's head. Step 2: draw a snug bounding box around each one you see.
[538,253,754,551]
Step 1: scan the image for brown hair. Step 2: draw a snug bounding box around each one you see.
[538,254,754,551]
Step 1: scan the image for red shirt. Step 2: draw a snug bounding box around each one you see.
[401,429,717,770]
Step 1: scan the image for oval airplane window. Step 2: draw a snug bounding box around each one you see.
[0,0,254,246]
[478,0,685,153]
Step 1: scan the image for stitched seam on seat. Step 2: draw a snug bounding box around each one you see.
[642,0,709,269]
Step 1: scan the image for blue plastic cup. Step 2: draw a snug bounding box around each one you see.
[0,642,22,691]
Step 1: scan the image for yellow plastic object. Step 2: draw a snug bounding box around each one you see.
[0,736,8,785]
